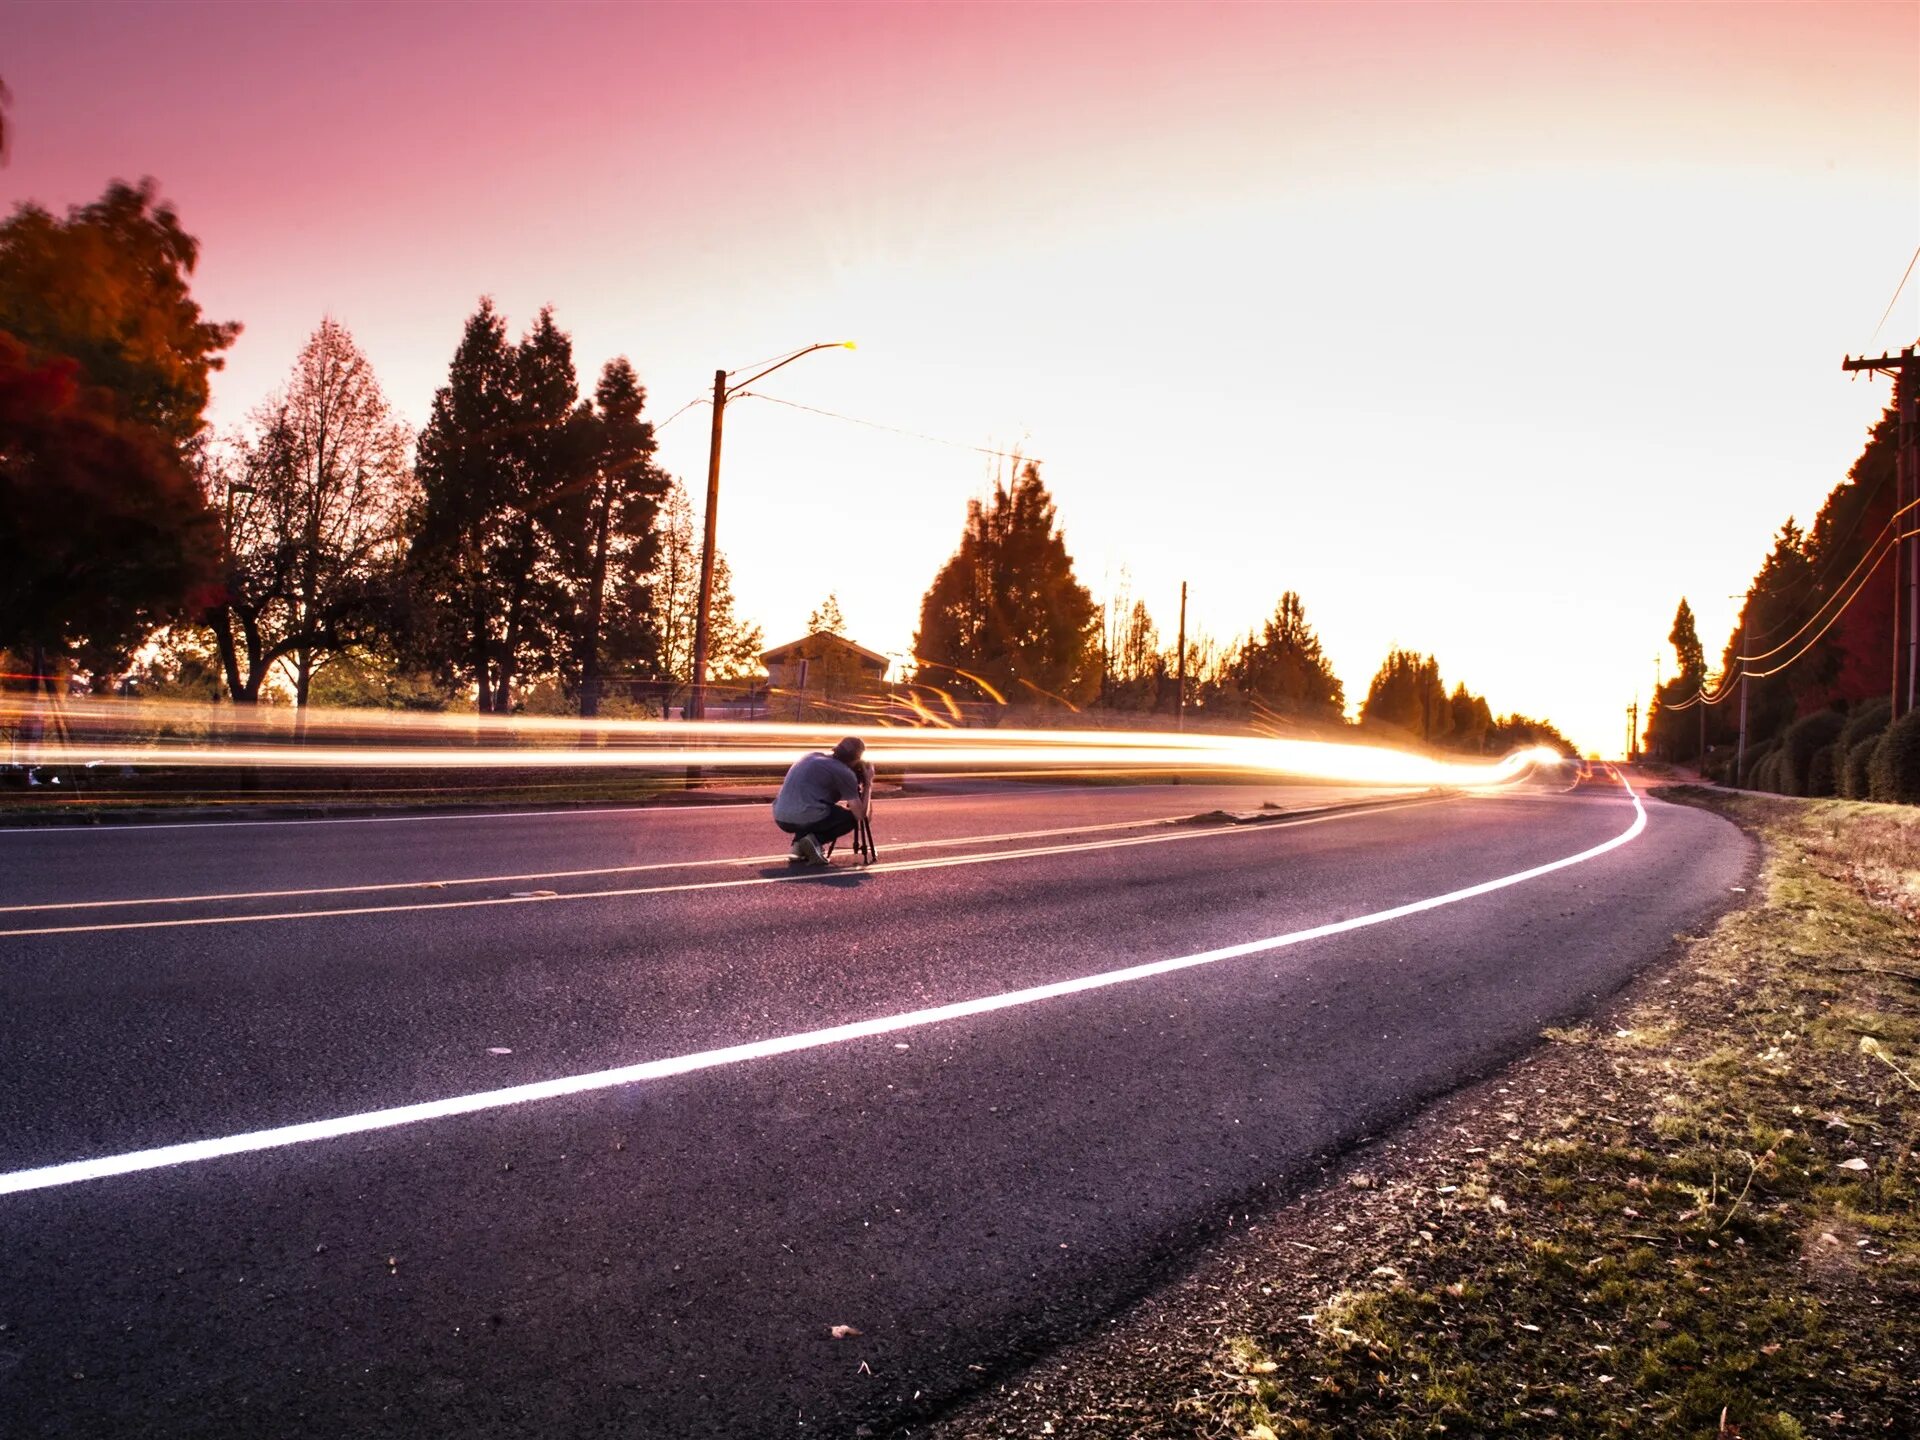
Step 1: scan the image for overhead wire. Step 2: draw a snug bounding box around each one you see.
[1867,243,1920,348]
[735,390,1038,465]
[1740,464,1891,645]
[1663,520,1920,709]
[1737,495,1920,663]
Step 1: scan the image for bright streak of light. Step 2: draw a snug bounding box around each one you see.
[2,696,1568,790]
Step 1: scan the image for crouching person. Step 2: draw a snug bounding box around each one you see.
[773,736,869,865]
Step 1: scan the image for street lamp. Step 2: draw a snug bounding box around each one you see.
[687,341,854,720]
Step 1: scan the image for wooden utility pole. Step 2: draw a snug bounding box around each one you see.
[1626,699,1638,762]
[687,368,727,721]
[1842,345,1919,719]
[1175,581,1188,732]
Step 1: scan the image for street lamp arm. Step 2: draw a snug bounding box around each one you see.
[725,341,854,399]
[687,338,852,721]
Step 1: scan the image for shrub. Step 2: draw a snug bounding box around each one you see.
[1780,710,1845,796]
[1807,742,1839,798]
[1754,750,1788,794]
[1844,735,1879,799]
[1736,743,1776,790]
[1866,711,1920,804]
[1840,697,1891,752]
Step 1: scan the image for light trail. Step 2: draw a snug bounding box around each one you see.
[2,696,1567,791]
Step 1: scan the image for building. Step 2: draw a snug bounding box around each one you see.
[760,632,890,714]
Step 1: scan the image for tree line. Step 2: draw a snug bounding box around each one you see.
[908,457,1569,752]
[1644,398,1920,799]
[1,177,1570,756]
[0,179,759,716]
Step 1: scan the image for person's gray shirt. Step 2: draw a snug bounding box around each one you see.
[772,752,860,826]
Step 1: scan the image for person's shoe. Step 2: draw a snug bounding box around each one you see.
[797,835,828,865]
[787,838,807,861]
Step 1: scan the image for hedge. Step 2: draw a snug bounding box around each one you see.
[1736,743,1777,791]
[1841,697,1892,752]
[1780,710,1846,796]
[1844,735,1880,799]
[1867,709,1920,803]
[1807,742,1839,798]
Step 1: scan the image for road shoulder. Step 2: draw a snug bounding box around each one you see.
[921,786,1918,1439]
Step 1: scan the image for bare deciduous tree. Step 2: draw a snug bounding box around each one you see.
[206,319,413,703]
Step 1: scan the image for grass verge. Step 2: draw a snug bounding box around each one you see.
[1199,788,1917,1438]
[930,788,1917,1440]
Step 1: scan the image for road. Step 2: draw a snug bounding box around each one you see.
[0,774,1749,1438]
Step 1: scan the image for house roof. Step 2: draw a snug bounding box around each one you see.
[761,631,890,668]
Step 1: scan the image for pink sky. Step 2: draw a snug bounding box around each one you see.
[6,1,1917,753]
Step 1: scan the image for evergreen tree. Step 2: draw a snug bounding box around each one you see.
[1222,591,1345,723]
[1646,596,1710,761]
[1669,598,1705,687]
[809,594,847,635]
[641,476,761,694]
[574,358,667,715]
[1361,648,1452,744]
[1724,521,1819,747]
[913,461,1099,706]
[407,299,522,711]
[1447,682,1493,752]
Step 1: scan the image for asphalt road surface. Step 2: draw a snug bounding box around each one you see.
[0,773,1750,1438]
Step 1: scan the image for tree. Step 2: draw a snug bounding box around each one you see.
[809,594,847,636]
[1669,597,1705,687]
[643,476,761,693]
[409,300,518,709]
[1361,648,1452,744]
[1722,521,1820,749]
[569,358,667,715]
[914,460,1099,706]
[0,333,218,688]
[409,301,591,713]
[0,178,238,455]
[1446,682,1493,753]
[1096,571,1168,710]
[205,319,414,705]
[1646,596,1709,761]
[1220,591,1345,724]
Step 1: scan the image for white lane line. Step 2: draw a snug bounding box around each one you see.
[0,785,1647,1197]
[0,811,1268,915]
[0,799,1449,938]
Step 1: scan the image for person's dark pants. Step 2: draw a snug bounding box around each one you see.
[777,807,858,849]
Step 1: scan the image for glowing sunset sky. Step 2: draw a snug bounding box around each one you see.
[6,1,1916,754]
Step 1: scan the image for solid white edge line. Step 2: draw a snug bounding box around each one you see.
[0,782,1647,1198]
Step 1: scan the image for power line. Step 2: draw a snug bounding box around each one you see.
[1664,520,1920,709]
[736,390,1039,465]
[1741,464,1892,645]
[1738,496,1920,663]
[1868,243,1920,347]
[653,394,710,432]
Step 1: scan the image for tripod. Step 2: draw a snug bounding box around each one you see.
[851,763,878,864]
